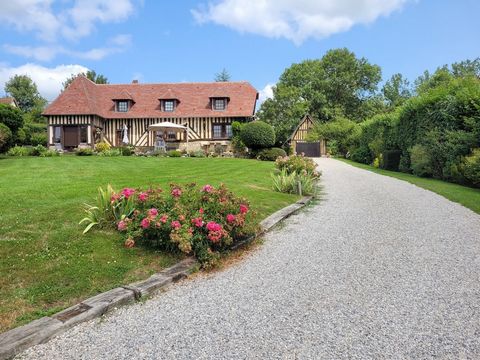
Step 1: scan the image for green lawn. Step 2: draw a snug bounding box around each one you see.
[339,158,480,214]
[0,156,298,332]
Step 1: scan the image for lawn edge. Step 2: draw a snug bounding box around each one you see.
[0,195,313,360]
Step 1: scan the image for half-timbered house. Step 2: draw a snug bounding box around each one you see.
[287,114,326,157]
[42,76,258,152]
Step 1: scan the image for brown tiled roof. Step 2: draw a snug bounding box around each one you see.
[0,97,17,106]
[43,76,258,118]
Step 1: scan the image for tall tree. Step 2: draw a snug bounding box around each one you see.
[62,70,109,90]
[382,73,412,107]
[4,75,47,112]
[214,68,231,82]
[257,48,382,143]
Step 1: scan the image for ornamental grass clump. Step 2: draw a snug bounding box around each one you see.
[272,154,321,195]
[80,183,256,267]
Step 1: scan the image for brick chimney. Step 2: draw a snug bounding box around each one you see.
[132,79,139,84]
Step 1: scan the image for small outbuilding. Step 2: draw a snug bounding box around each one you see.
[287,114,326,157]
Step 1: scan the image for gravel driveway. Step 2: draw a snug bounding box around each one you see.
[19,158,480,359]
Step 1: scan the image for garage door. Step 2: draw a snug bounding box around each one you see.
[296,141,320,157]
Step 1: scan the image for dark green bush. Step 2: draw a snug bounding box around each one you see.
[116,146,134,156]
[410,144,433,177]
[256,147,287,161]
[167,150,182,157]
[0,123,13,153]
[240,121,275,150]
[189,150,206,158]
[75,148,94,156]
[382,150,402,171]
[0,104,23,132]
[350,145,372,164]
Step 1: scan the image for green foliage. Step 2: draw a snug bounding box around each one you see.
[94,141,111,153]
[382,73,412,107]
[214,68,231,82]
[31,144,47,156]
[272,169,316,195]
[30,133,48,146]
[410,144,433,177]
[4,74,46,112]
[0,103,24,132]
[80,185,136,234]
[312,117,359,156]
[189,150,206,158]
[7,145,32,156]
[62,70,109,90]
[463,149,480,187]
[75,148,94,156]
[117,146,134,156]
[167,150,182,157]
[97,148,122,157]
[240,121,275,150]
[350,145,372,164]
[231,121,244,136]
[275,154,320,178]
[256,147,287,161]
[258,48,382,141]
[0,123,13,153]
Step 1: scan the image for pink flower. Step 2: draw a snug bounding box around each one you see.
[202,184,214,193]
[226,214,236,224]
[171,188,182,197]
[141,218,150,229]
[240,204,249,214]
[124,237,135,248]
[171,220,181,230]
[110,193,120,203]
[191,217,204,228]
[199,208,204,214]
[206,221,222,232]
[138,192,148,202]
[179,214,185,222]
[160,214,168,223]
[148,208,158,217]
[121,188,136,199]
[117,220,127,231]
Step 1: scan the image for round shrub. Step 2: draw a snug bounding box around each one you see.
[256,147,287,161]
[0,123,13,153]
[0,104,23,132]
[240,121,275,150]
[349,145,372,164]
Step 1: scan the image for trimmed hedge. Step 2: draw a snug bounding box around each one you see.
[256,147,287,161]
[240,121,275,150]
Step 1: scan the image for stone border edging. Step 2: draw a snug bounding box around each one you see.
[0,195,313,360]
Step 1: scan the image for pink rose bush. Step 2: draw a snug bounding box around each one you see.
[82,183,256,267]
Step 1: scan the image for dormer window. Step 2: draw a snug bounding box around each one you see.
[212,98,227,111]
[162,100,176,112]
[116,100,129,112]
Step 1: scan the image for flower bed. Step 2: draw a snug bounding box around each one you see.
[81,183,256,267]
[272,154,321,195]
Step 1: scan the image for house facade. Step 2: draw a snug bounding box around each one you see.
[42,76,258,152]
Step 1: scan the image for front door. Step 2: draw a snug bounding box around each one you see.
[63,127,79,147]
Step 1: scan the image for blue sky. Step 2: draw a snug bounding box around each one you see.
[0,0,478,102]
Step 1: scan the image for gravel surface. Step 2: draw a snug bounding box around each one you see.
[18,158,480,359]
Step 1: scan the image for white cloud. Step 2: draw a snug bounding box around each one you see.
[0,63,89,101]
[193,0,409,44]
[0,0,136,42]
[3,34,132,62]
[258,83,274,104]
